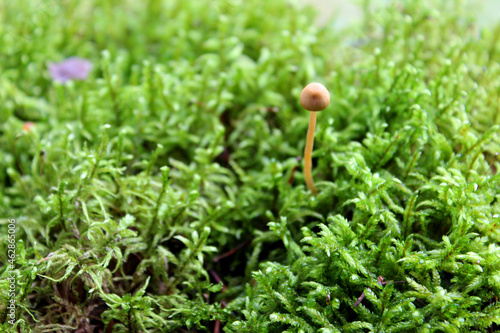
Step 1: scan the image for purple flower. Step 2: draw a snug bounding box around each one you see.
[48,57,92,83]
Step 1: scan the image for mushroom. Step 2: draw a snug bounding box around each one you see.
[299,82,330,194]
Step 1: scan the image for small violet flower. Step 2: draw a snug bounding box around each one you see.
[48,57,92,83]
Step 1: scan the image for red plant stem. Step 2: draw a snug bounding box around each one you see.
[213,240,252,262]
[209,269,227,292]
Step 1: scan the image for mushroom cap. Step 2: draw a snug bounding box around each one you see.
[300,82,330,111]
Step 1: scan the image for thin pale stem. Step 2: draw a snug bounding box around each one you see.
[304,111,318,194]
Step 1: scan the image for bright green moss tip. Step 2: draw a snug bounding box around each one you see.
[1,0,500,332]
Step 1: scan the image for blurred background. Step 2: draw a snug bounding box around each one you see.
[304,0,500,27]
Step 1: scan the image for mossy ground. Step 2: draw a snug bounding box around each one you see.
[1,0,500,332]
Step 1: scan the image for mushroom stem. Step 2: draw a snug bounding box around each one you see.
[304,111,318,194]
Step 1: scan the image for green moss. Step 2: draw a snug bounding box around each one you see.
[1,0,499,332]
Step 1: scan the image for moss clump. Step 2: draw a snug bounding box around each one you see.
[1,0,499,332]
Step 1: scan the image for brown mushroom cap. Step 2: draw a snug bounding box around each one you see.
[300,83,330,112]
